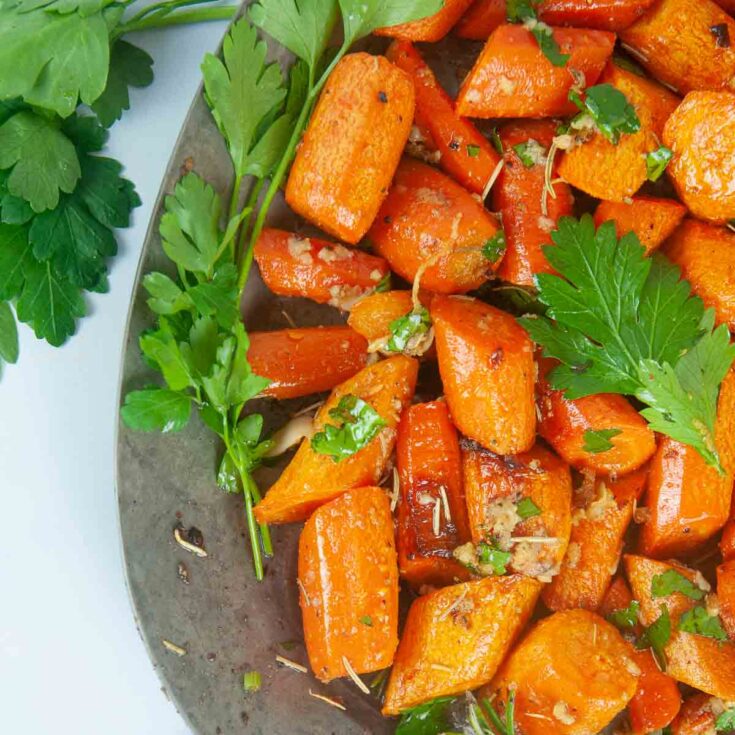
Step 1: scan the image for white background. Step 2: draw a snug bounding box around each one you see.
[0,18,232,734]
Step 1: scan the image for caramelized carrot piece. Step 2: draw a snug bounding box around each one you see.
[663,92,735,223]
[455,24,615,119]
[432,295,535,454]
[558,62,680,201]
[285,53,414,244]
[454,0,506,40]
[347,290,415,344]
[396,400,470,590]
[369,159,501,294]
[254,228,389,308]
[253,356,418,524]
[382,575,543,714]
[593,196,687,255]
[487,610,639,735]
[722,520,735,561]
[298,487,399,681]
[626,554,735,700]
[375,0,475,42]
[248,326,368,400]
[718,560,735,639]
[620,0,735,95]
[662,220,735,330]
[463,442,572,579]
[537,358,656,476]
[629,647,682,734]
[491,120,574,286]
[538,0,658,30]
[386,40,501,195]
[671,694,719,735]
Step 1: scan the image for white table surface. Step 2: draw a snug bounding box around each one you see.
[0,19,232,734]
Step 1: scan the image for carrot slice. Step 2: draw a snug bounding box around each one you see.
[718,560,735,639]
[628,647,682,734]
[382,575,542,714]
[432,295,536,454]
[593,196,686,255]
[455,24,615,119]
[369,159,501,294]
[722,520,735,562]
[386,40,501,195]
[254,228,389,308]
[299,487,399,682]
[285,53,414,244]
[670,694,719,735]
[375,0,475,42]
[454,0,506,39]
[538,0,658,30]
[248,326,368,400]
[396,400,471,590]
[253,355,418,524]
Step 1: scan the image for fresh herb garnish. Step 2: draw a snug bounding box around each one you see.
[516,497,541,519]
[582,428,621,454]
[387,307,431,353]
[607,600,641,631]
[483,232,506,263]
[635,604,671,670]
[466,144,481,158]
[311,394,386,462]
[678,606,728,641]
[480,690,516,735]
[646,146,674,182]
[651,569,705,601]
[489,128,504,154]
[716,709,735,732]
[396,696,455,734]
[360,615,373,627]
[505,0,568,67]
[477,541,512,575]
[512,139,547,168]
[519,215,735,470]
[374,272,392,292]
[569,84,641,144]
[243,670,262,692]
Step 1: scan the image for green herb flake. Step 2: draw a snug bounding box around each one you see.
[716,709,735,732]
[477,541,512,575]
[512,139,546,168]
[482,231,506,263]
[387,307,431,353]
[678,606,728,642]
[646,146,674,182]
[395,696,454,734]
[651,569,706,601]
[360,615,373,627]
[506,0,538,22]
[582,428,622,454]
[489,127,503,154]
[607,600,641,631]
[466,143,481,158]
[243,670,262,692]
[374,272,391,292]
[635,605,671,670]
[530,21,570,68]
[516,497,541,519]
[569,84,641,144]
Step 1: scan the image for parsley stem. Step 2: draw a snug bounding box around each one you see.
[116,4,237,35]
[244,471,272,556]
[235,177,265,276]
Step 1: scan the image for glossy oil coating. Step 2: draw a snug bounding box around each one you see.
[375,0,475,42]
[454,0,506,40]
[628,647,682,734]
[538,0,658,30]
[670,694,718,735]
[717,560,735,639]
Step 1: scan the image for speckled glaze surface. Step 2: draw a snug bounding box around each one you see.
[115,22,477,735]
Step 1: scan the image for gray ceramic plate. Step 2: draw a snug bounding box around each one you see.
[115,18,478,735]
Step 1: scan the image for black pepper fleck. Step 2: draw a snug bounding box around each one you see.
[449,139,460,151]
[384,215,393,224]
[711,23,731,48]
[378,90,388,103]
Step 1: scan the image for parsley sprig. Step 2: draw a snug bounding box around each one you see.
[569,84,641,144]
[506,0,568,67]
[651,569,705,601]
[520,215,735,470]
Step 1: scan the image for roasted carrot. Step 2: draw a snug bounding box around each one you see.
[347,290,414,345]
[670,694,719,735]
[455,24,615,119]
[538,0,658,30]
[487,609,639,735]
[463,441,572,580]
[723,520,735,562]
[718,560,735,639]
[620,0,735,95]
[395,400,470,590]
[285,53,414,244]
[432,295,535,454]
[662,220,735,331]
[248,327,368,400]
[628,647,682,734]
[298,487,399,682]
[375,0,474,42]
[369,159,502,294]
[599,575,637,622]
[491,120,574,286]
[663,92,735,223]
[558,61,680,201]
[254,228,389,308]
[714,0,735,13]
[386,40,501,195]
[253,355,417,524]
[593,196,687,255]
[454,0,505,40]
[382,575,542,714]
[537,358,656,476]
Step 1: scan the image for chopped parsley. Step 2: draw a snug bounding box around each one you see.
[374,272,392,292]
[489,127,504,154]
[395,696,455,734]
[516,497,541,519]
[483,231,506,263]
[477,541,512,575]
[651,569,705,601]
[506,0,568,67]
[243,670,262,692]
[454,540,511,576]
[607,600,641,631]
[512,139,547,167]
[582,428,621,454]
[678,606,728,642]
[360,615,373,627]
[387,307,431,353]
[646,146,674,182]
[569,84,641,144]
[635,604,671,670]
[716,709,735,731]
[466,144,481,158]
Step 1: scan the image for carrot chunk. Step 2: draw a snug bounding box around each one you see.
[558,62,680,201]
[454,0,506,40]
[347,290,415,345]
[538,0,658,30]
[254,228,389,308]
[463,441,572,580]
[593,196,686,255]
[718,560,735,639]
[671,694,719,735]
[375,0,475,41]
[599,575,640,630]
[285,53,414,244]
[248,326,368,400]
[714,0,735,13]
[722,520,735,562]
[254,355,417,524]
[396,400,470,590]
[386,40,501,195]
[491,120,574,286]
[432,295,535,454]
[620,0,735,95]
[487,609,639,735]
[298,488,399,682]
[455,24,615,119]
[628,647,682,734]
[369,159,501,294]
[663,92,735,224]
[382,575,542,714]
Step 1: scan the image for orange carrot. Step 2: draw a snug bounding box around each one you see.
[369,158,502,294]
[432,295,536,454]
[714,0,735,13]
[463,441,572,579]
[299,488,399,681]
[491,120,574,286]
[670,694,719,735]
[663,92,735,224]
[722,520,735,561]
[254,355,417,524]
[347,290,415,345]
[455,24,615,119]
[599,575,638,626]
[718,560,735,639]
[538,0,658,30]
[396,400,471,590]
[285,53,414,244]
[593,196,687,255]
[382,575,542,714]
[454,0,506,39]
[386,40,501,195]
[620,0,735,95]
[375,0,475,42]
[628,647,682,734]
[248,326,368,400]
